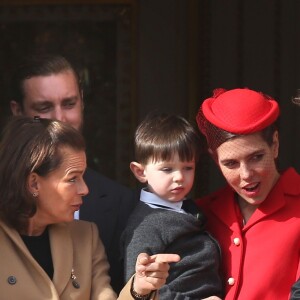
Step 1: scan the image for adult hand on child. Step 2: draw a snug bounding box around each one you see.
[133,253,180,295]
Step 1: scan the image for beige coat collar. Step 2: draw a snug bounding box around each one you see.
[0,220,74,298]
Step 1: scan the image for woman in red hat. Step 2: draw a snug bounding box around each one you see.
[195,88,300,300]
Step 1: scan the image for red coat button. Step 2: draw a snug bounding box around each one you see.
[233,237,240,245]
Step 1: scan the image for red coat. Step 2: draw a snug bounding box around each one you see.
[196,168,300,300]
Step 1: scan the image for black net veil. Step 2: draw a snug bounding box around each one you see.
[196,106,237,152]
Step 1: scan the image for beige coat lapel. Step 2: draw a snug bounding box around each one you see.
[0,219,60,298]
[49,223,74,296]
[0,219,52,284]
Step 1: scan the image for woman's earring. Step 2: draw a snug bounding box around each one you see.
[32,192,38,197]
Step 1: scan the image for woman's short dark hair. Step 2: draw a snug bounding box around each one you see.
[0,116,86,232]
[134,112,201,164]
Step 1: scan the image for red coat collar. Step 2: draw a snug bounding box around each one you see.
[207,167,300,230]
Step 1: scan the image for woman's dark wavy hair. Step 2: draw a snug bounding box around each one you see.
[0,116,85,232]
[134,112,201,164]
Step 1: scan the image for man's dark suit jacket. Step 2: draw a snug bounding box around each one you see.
[80,168,138,294]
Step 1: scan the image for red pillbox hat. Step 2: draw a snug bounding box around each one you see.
[197,88,280,134]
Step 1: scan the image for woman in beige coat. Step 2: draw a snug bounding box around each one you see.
[0,116,179,300]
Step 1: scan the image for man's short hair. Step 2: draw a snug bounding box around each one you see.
[10,54,82,108]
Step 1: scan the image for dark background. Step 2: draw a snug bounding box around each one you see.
[0,0,299,197]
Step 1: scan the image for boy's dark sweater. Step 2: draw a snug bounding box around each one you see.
[121,202,223,300]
